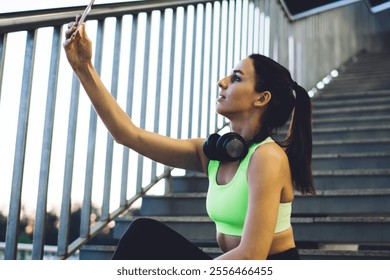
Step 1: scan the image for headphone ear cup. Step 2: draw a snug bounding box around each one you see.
[217,132,248,162]
[203,133,221,160]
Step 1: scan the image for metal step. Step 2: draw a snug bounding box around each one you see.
[312,152,390,169]
[79,245,115,260]
[172,174,208,193]
[313,105,390,118]
[312,115,390,129]
[293,189,390,216]
[299,249,390,260]
[312,138,390,153]
[276,124,390,141]
[313,168,390,190]
[313,96,390,109]
[314,89,390,101]
[140,193,207,216]
[293,216,390,243]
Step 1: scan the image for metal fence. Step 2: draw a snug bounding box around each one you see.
[0,0,385,259]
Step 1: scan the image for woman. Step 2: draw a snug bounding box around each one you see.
[63,18,315,260]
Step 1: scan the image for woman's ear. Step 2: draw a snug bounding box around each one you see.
[254,91,271,107]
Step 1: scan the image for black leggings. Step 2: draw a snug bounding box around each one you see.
[112,218,212,260]
[267,247,300,260]
[111,218,299,260]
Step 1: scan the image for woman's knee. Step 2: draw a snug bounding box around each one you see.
[130,218,160,231]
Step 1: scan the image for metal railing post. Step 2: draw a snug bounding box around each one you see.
[80,19,105,238]
[151,11,165,179]
[101,16,123,221]
[120,14,138,207]
[57,73,81,257]
[0,33,6,101]
[32,26,62,260]
[164,8,177,194]
[136,12,151,194]
[4,29,37,260]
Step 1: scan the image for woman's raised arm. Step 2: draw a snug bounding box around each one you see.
[63,20,209,173]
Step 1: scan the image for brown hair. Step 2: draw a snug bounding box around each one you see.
[249,54,315,195]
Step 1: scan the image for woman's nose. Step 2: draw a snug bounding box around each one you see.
[218,78,228,89]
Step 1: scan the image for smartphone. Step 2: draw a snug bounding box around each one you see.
[76,0,95,31]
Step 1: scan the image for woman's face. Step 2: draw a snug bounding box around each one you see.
[216,57,260,119]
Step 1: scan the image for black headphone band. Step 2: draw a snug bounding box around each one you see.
[203,131,269,162]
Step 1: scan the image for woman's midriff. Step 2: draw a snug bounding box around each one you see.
[217,227,296,256]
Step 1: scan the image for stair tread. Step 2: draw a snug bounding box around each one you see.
[299,188,390,196]
[117,216,213,222]
[316,89,390,99]
[313,115,390,123]
[313,137,390,145]
[313,96,390,107]
[279,124,390,135]
[312,124,390,132]
[312,152,390,158]
[292,216,390,223]
[312,168,390,176]
[145,193,207,198]
[299,249,390,257]
[313,104,390,114]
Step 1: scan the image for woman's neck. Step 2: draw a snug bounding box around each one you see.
[230,120,262,143]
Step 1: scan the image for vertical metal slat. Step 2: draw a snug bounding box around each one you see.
[206,2,216,136]
[166,9,176,139]
[215,1,224,132]
[225,0,232,77]
[164,9,177,193]
[121,15,138,207]
[188,5,198,139]
[101,17,122,221]
[4,29,37,260]
[0,33,6,101]
[236,0,243,60]
[230,0,237,70]
[32,26,61,260]
[197,4,207,138]
[151,11,165,178]
[136,13,151,194]
[80,19,105,237]
[177,8,188,139]
[57,69,81,258]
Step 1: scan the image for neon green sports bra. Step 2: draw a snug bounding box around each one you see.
[206,137,292,236]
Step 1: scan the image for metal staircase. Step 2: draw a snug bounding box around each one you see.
[80,50,390,260]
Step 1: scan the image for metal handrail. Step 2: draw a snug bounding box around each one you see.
[0,0,218,33]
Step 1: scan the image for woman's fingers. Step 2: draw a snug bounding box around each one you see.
[65,25,77,39]
[67,21,76,29]
[65,15,82,39]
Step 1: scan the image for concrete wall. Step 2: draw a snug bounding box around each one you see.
[267,1,390,89]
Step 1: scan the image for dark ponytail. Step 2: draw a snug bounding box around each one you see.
[284,83,315,195]
[249,54,315,195]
